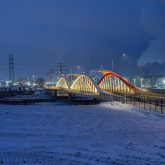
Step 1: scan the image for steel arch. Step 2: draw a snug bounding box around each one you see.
[98,70,139,93]
[56,77,70,89]
[70,75,100,95]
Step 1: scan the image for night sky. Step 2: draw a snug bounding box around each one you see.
[0,0,165,79]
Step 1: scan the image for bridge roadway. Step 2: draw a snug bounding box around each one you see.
[45,87,113,102]
[45,70,165,101]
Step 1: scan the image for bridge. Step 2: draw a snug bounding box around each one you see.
[44,70,165,113]
[45,70,140,101]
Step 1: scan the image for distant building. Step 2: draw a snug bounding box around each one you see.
[123,75,165,88]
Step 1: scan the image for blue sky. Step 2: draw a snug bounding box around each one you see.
[0,0,164,79]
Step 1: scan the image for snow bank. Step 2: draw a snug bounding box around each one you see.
[0,102,164,164]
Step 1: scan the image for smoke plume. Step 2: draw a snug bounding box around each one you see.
[137,0,165,66]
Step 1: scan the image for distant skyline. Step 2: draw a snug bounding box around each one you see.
[0,0,165,79]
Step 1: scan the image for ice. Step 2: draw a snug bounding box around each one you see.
[0,101,164,164]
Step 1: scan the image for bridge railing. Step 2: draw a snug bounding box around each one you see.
[111,93,165,114]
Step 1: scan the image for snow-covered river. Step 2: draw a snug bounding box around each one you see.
[0,102,164,164]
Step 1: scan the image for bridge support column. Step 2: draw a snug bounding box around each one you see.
[68,93,73,101]
[68,93,76,101]
[54,90,57,99]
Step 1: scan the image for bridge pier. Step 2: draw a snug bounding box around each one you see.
[44,89,58,99]
[54,90,57,99]
[68,93,75,101]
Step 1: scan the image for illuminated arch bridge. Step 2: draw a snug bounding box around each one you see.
[45,70,139,96]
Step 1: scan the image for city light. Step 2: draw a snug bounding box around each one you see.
[162,79,165,84]
[122,53,127,57]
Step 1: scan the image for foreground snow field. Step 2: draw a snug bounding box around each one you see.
[0,102,164,165]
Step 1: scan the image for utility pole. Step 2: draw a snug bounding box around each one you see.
[9,54,14,86]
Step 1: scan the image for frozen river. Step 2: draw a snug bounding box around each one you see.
[0,102,164,164]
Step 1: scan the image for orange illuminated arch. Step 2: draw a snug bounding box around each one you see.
[97,70,139,93]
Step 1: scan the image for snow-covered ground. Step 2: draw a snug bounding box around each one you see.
[0,102,164,165]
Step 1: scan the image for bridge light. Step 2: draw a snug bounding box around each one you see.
[162,79,165,84]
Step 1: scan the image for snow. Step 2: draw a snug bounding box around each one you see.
[0,101,164,164]
[7,89,50,99]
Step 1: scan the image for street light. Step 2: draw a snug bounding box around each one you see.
[77,65,81,74]
[71,65,81,74]
[141,78,143,88]
[162,79,165,85]
[112,57,114,72]
[134,78,136,86]
[122,53,127,57]
[111,53,127,72]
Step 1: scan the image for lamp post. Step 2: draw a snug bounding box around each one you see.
[112,57,114,72]
[122,53,127,75]
[141,78,143,88]
[71,65,81,74]
[134,78,136,87]
[77,65,81,74]
[112,53,127,72]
